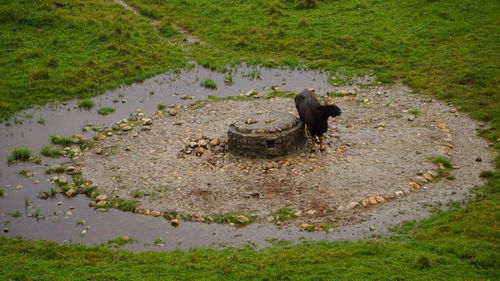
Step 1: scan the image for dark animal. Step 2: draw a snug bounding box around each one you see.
[294,89,341,151]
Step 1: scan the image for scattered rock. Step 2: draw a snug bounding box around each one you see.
[423,172,434,181]
[88,201,96,207]
[475,157,482,162]
[39,192,49,200]
[383,194,395,200]
[96,194,108,201]
[368,197,377,205]
[96,200,107,207]
[209,138,220,146]
[142,119,153,126]
[408,115,415,121]
[95,148,103,154]
[188,142,198,148]
[167,109,177,116]
[65,166,78,175]
[369,226,375,231]
[122,126,132,131]
[198,139,208,148]
[170,218,180,227]
[375,196,385,203]
[395,191,404,196]
[58,176,68,184]
[266,216,275,222]
[361,199,370,207]
[408,182,421,190]
[65,189,75,197]
[142,126,151,131]
[347,202,359,209]
[337,205,346,211]
[401,187,411,194]
[415,176,427,184]
[427,170,438,177]
[15,185,24,189]
[236,215,250,224]
[151,211,161,217]
[300,223,311,229]
[306,210,317,215]
[3,227,8,233]
[32,180,40,184]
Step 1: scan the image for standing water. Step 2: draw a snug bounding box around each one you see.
[0,64,361,251]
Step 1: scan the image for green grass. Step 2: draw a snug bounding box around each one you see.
[157,103,166,110]
[200,78,217,89]
[0,188,4,197]
[131,190,145,198]
[269,207,297,222]
[109,198,140,212]
[97,107,115,115]
[7,148,32,164]
[50,135,76,146]
[432,156,453,169]
[0,0,499,279]
[224,74,233,85]
[106,236,137,248]
[76,99,95,110]
[0,0,185,120]
[44,165,66,174]
[8,211,22,218]
[40,144,63,158]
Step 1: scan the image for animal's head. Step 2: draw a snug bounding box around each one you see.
[322,104,341,117]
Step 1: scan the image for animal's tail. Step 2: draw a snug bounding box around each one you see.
[320,104,341,117]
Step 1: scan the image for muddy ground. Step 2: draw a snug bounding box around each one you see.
[75,84,493,229]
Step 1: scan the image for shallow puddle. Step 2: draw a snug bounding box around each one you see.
[0,65,359,251]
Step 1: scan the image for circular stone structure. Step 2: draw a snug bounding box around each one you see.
[227,112,305,158]
[74,84,494,232]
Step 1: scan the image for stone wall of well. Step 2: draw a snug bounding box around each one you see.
[227,114,306,158]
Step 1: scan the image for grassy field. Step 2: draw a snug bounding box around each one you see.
[0,0,184,120]
[0,0,499,280]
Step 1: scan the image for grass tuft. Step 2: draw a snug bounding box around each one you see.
[40,145,63,158]
[97,107,115,115]
[200,78,217,89]
[7,148,32,164]
[77,99,95,110]
[50,135,77,146]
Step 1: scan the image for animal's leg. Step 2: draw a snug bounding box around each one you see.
[310,139,317,152]
[319,136,326,151]
[304,124,311,138]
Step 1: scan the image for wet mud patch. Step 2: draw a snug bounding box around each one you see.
[75,84,493,230]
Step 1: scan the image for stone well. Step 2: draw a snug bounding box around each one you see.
[227,112,306,158]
